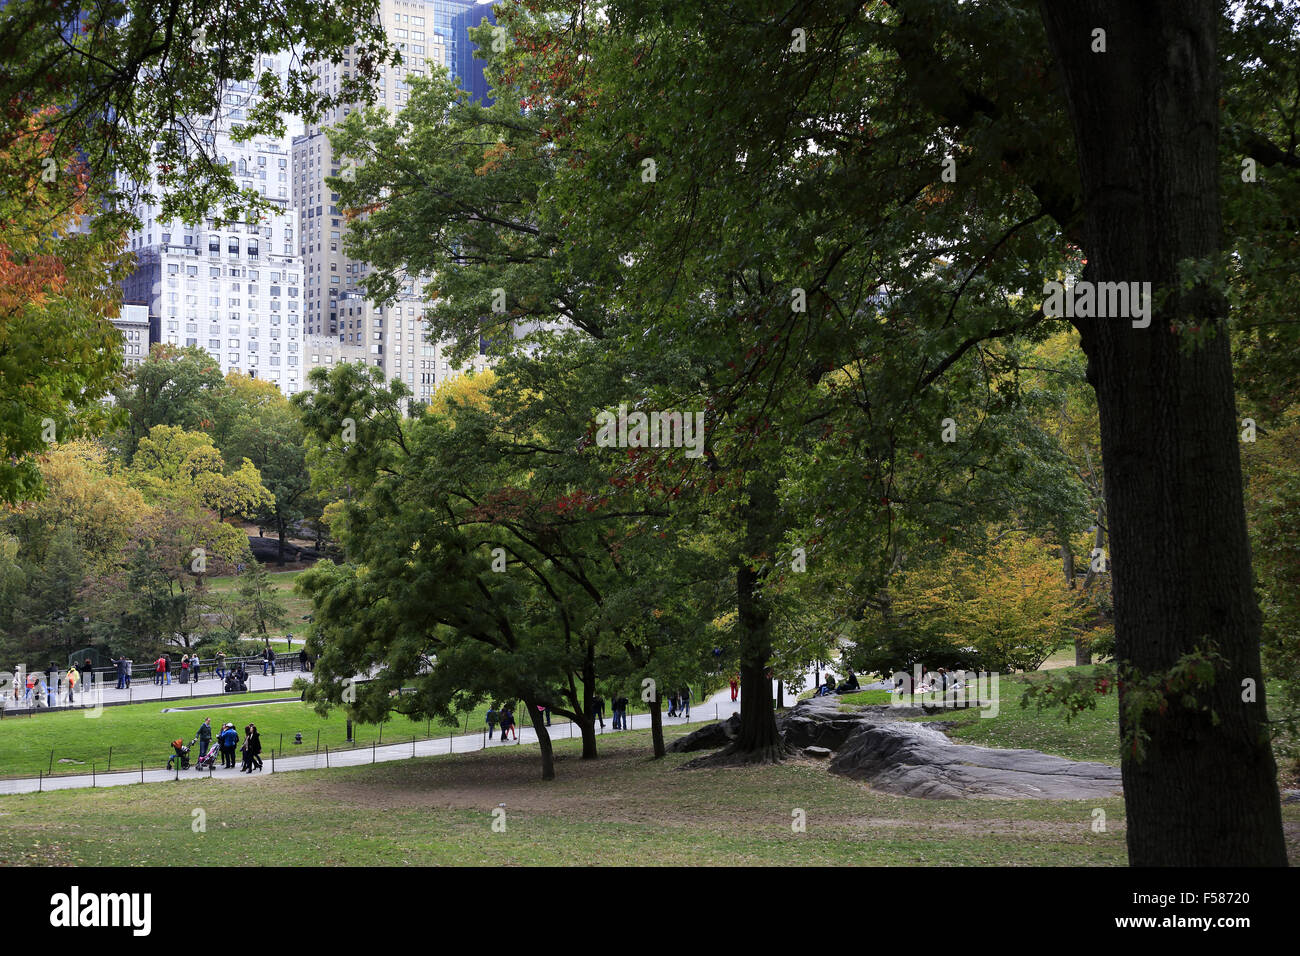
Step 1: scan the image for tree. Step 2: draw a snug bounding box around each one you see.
[216,373,320,563]
[112,346,228,462]
[128,424,274,522]
[513,0,1289,864]
[0,108,128,503]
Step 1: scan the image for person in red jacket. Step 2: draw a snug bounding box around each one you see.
[729,674,739,701]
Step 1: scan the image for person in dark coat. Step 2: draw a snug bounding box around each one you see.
[249,724,262,771]
[219,723,240,767]
[196,717,213,760]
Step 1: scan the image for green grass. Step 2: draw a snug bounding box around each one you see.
[0,689,481,778]
[0,729,1148,866]
[908,671,1120,765]
[202,569,314,640]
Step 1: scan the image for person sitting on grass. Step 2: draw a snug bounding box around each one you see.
[840,669,860,692]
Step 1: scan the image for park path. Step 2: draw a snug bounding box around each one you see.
[0,671,817,797]
[2,666,310,714]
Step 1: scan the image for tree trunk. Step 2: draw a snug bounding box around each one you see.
[648,694,665,758]
[776,679,784,709]
[733,473,782,761]
[1041,0,1286,865]
[277,522,287,566]
[580,641,597,759]
[523,696,555,781]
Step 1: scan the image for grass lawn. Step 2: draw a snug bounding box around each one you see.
[0,690,482,778]
[916,671,1120,765]
[0,728,1143,866]
[203,568,314,641]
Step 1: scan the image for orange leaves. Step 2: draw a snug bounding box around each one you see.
[476,141,514,176]
[0,248,67,314]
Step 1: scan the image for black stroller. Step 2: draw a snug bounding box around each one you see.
[166,738,191,770]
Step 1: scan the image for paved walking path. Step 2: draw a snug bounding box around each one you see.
[2,668,316,714]
[0,672,817,797]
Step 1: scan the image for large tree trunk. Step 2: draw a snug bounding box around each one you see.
[523,696,555,781]
[580,641,597,759]
[733,473,782,761]
[1040,0,1285,865]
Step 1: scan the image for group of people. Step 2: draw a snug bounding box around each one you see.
[814,668,861,697]
[11,662,94,707]
[666,688,691,718]
[195,717,263,772]
[485,703,518,741]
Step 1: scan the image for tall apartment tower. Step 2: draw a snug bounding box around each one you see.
[120,55,309,395]
[294,0,496,402]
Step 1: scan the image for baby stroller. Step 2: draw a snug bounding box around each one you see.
[166,738,191,771]
[193,739,219,771]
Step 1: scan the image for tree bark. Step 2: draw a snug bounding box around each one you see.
[733,473,782,761]
[648,693,665,758]
[523,695,555,781]
[580,641,597,759]
[1040,0,1286,865]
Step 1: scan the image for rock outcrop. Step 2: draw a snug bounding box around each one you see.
[666,713,742,752]
[828,720,1123,800]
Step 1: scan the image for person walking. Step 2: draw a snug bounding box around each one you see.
[114,657,126,690]
[197,717,213,763]
[124,657,132,688]
[730,673,739,702]
[66,664,79,704]
[214,652,226,682]
[681,686,691,719]
[190,653,201,682]
[500,704,516,741]
[298,648,309,672]
[486,704,498,740]
[23,671,33,703]
[248,724,262,771]
[592,695,605,729]
[239,724,253,772]
[154,656,164,685]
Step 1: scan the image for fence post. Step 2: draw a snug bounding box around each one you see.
[38,771,42,793]
[372,741,376,764]
[92,762,95,788]
[411,736,415,758]
[271,750,275,774]
[325,745,329,768]
[107,747,112,772]
[449,727,452,753]
[140,760,144,783]
[378,723,382,745]
[315,730,320,754]
[48,750,53,774]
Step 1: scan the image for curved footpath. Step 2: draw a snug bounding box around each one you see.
[0,671,815,796]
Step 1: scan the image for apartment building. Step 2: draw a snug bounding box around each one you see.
[110,303,156,369]
[295,0,495,404]
[120,55,309,394]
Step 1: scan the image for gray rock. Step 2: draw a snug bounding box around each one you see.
[1282,789,1300,805]
[829,721,1123,800]
[666,713,742,752]
[803,746,833,759]
[779,697,873,751]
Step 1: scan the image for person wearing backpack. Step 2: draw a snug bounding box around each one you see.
[486,704,498,740]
